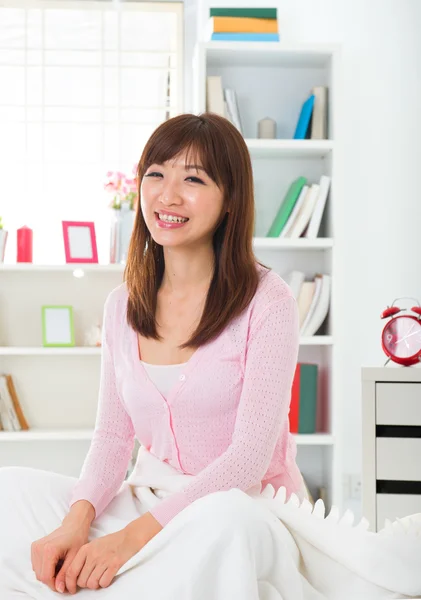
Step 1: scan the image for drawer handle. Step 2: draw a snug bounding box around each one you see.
[377,480,421,495]
[376,425,421,438]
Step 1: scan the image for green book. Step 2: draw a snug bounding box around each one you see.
[298,364,318,434]
[209,8,277,19]
[266,176,307,237]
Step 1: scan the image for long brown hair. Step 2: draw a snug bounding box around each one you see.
[124,112,269,350]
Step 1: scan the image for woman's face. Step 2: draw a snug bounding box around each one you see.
[140,150,225,249]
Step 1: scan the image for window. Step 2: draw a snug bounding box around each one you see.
[0,1,183,263]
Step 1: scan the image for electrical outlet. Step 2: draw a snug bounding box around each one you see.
[350,474,362,499]
[343,474,362,500]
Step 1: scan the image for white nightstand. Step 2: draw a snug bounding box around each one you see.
[362,367,421,532]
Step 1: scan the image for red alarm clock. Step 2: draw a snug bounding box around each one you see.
[381,297,421,366]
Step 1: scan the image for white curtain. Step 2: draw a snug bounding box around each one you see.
[0,1,183,264]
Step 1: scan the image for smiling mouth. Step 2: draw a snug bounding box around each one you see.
[155,212,189,223]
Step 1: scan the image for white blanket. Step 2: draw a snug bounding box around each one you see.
[122,446,421,599]
[0,448,420,599]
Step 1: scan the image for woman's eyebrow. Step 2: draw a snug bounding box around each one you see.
[184,164,207,173]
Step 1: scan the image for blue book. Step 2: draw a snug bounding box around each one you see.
[293,94,315,139]
[211,33,280,42]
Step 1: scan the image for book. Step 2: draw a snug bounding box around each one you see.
[6,374,29,430]
[266,176,307,237]
[301,476,315,505]
[310,86,328,140]
[285,270,305,300]
[297,281,316,329]
[207,16,278,34]
[287,183,320,239]
[298,364,318,434]
[0,381,13,430]
[293,94,315,140]
[223,99,233,124]
[289,364,300,433]
[279,185,309,238]
[206,76,225,116]
[305,175,331,239]
[301,274,331,336]
[317,485,328,505]
[300,274,323,334]
[209,8,277,19]
[0,374,21,431]
[211,32,280,42]
[289,363,319,434]
[224,88,243,133]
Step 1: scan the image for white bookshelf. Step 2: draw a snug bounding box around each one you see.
[192,41,342,508]
[0,41,343,507]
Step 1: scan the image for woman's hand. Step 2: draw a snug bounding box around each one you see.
[31,520,90,593]
[65,512,163,594]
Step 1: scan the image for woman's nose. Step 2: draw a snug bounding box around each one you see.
[160,181,182,205]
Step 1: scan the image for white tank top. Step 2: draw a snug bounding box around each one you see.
[140,360,188,398]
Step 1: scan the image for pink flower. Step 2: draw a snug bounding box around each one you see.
[105,167,138,209]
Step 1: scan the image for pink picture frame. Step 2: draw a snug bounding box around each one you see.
[62,221,98,264]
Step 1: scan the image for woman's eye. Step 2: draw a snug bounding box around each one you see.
[146,172,162,177]
[186,176,204,184]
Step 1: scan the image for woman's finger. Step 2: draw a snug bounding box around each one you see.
[55,549,78,594]
[40,544,61,591]
[65,547,87,595]
[86,564,108,590]
[30,542,41,578]
[99,566,119,589]
[76,557,96,590]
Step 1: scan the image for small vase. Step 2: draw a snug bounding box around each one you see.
[109,202,135,264]
[0,229,8,262]
[258,117,277,139]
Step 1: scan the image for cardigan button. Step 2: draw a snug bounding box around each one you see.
[179,374,186,381]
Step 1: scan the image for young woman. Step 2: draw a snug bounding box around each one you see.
[0,112,307,598]
[2,113,419,600]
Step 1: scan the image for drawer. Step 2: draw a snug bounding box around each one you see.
[376,493,421,531]
[376,383,421,425]
[376,438,421,480]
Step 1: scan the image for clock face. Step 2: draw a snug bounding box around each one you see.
[383,316,421,359]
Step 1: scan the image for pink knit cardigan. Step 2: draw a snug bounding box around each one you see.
[69,264,303,527]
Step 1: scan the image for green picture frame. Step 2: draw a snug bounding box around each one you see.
[41,305,75,347]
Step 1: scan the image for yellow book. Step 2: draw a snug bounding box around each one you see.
[212,16,278,34]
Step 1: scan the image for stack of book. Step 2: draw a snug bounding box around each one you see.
[289,363,318,434]
[293,86,328,140]
[205,7,279,42]
[286,271,331,337]
[206,75,243,134]
[266,175,331,239]
[0,374,30,431]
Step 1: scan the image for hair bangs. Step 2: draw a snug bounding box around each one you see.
[139,119,223,188]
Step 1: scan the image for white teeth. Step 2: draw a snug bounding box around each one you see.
[158,213,188,223]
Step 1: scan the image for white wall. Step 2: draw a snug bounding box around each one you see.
[183,0,421,510]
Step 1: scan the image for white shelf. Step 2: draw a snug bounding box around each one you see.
[246,138,334,158]
[253,238,333,250]
[0,239,333,272]
[300,336,333,346]
[293,434,334,446]
[203,41,337,68]
[0,347,102,355]
[0,263,124,272]
[0,429,94,441]
[0,428,334,445]
[0,337,333,355]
